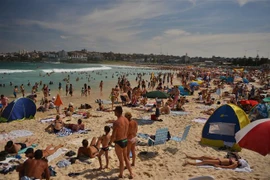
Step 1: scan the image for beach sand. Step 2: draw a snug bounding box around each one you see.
[1,74,270,180]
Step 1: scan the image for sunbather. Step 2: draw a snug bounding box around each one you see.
[183,153,248,169]
[45,115,64,133]
[4,139,37,154]
[97,103,112,112]
[25,144,63,158]
[77,138,101,159]
[160,103,171,114]
[64,119,85,132]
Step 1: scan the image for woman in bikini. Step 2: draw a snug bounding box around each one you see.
[183,153,245,169]
[77,138,101,159]
[125,112,138,166]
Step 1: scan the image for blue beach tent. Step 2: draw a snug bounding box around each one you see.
[201,104,250,151]
[0,98,36,122]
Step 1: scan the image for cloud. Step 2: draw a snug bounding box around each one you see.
[188,0,197,5]
[60,35,71,39]
[236,0,260,6]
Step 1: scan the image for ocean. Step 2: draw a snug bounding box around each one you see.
[0,62,168,97]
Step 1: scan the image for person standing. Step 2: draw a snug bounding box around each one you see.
[13,86,18,98]
[110,106,133,179]
[125,112,138,166]
[99,80,103,92]
[20,84,25,97]
[69,84,73,96]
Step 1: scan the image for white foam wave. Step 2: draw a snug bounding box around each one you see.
[42,66,112,73]
[0,69,34,74]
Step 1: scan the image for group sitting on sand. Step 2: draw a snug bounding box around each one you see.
[45,115,85,133]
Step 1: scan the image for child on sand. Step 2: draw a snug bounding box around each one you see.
[98,126,111,170]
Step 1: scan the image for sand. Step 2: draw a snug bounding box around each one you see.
[1,74,270,180]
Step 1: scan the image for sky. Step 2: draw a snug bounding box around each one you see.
[0,0,270,57]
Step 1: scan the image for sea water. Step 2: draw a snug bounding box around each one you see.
[0,62,169,97]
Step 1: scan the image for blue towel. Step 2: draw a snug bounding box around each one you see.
[56,127,73,137]
[56,159,71,168]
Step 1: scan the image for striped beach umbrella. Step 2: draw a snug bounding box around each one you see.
[235,119,270,156]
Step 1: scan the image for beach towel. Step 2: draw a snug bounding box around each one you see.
[18,144,38,155]
[40,117,55,123]
[56,159,71,168]
[195,160,252,172]
[134,118,154,125]
[72,114,83,118]
[0,130,33,144]
[192,117,208,124]
[47,148,68,162]
[76,129,91,134]
[145,103,154,107]
[0,157,17,164]
[56,127,73,137]
[170,111,190,115]
[9,130,33,139]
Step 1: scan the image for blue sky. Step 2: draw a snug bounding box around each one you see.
[0,0,270,57]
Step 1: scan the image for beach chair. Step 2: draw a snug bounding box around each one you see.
[171,125,191,146]
[147,128,169,151]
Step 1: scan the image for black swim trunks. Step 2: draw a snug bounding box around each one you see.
[114,139,128,148]
[101,147,109,151]
[15,143,27,150]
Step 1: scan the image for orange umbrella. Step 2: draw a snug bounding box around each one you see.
[54,94,63,106]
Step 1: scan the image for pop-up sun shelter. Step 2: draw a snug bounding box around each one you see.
[201,104,250,151]
[0,98,36,122]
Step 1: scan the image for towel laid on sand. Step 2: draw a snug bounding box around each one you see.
[196,160,252,172]
[171,111,190,115]
[47,148,68,162]
[56,127,73,137]
[192,117,208,124]
[18,144,38,155]
[0,130,33,142]
[40,117,55,123]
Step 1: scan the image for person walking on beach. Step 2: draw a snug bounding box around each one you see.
[20,84,25,97]
[69,84,73,96]
[65,84,69,96]
[110,106,133,179]
[13,86,18,98]
[99,80,103,92]
[125,112,138,167]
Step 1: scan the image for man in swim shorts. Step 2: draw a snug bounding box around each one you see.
[110,106,133,179]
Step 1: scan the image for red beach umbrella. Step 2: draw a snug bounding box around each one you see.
[235,119,270,156]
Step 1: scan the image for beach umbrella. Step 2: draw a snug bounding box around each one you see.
[54,94,63,106]
[235,119,270,156]
[144,91,169,99]
[263,97,270,102]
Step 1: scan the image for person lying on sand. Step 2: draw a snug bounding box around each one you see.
[201,108,215,115]
[97,103,112,112]
[182,153,249,169]
[132,105,155,112]
[64,119,85,132]
[4,139,37,154]
[25,144,63,158]
[77,138,101,159]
